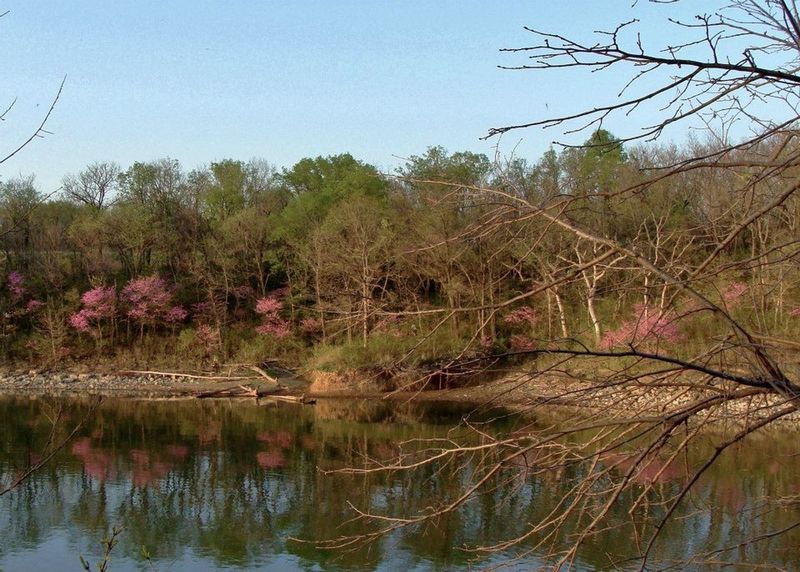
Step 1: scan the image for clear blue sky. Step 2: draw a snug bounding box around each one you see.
[1,1,711,191]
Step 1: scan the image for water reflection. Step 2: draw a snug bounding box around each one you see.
[0,396,797,571]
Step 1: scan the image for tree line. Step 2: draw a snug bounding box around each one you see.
[0,130,797,372]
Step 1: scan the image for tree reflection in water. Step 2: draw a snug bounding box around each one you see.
[0,396,797,570]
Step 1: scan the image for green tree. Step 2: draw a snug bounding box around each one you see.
[316,195,395,346]
[0,176,41,269]
[398,147,494,336]
[274,154,388,339]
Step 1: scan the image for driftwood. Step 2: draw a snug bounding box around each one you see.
[194,384,313,404]
[248,366,280,385]
[235,385,312,401]
[119,369,257,382]
[195,384,261,398]
[118,366,312,403]
[262,394,313,404]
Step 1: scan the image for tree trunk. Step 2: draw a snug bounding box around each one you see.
[586,287,601,347]
[553,288,569,338]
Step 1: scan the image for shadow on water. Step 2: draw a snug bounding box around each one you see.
[0,395,798,571]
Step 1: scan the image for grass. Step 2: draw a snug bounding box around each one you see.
[307,327,475,372]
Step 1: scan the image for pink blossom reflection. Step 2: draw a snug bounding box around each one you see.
[130,449,171,487]
[166,444,189,459]
[256,431,293,448]
[257,449,286,469]
[71,437,114,481]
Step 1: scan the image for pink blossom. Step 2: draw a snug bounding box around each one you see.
[300,317,322,333]
[122,276,172,321]
[256,321,291,338]
[720,282,747,309]
[70,285,116,334]
[164,305,188,324]
[80,286,116,319]
[196,324,221,354]
[24,299,43,313]
[255,293,292,338]
[69,310,92,333]
[121,276,182,328]
[503,306,537,327]
[7,271,25,300]
[790,307,800,317]
[255,296,283,315]
[601,303,683,350]
[510,334,537,351]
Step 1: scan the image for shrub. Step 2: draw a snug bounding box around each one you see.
[234,331,307,365]
[308,328,474,371]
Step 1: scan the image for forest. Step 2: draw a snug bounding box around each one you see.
[0,129,797,384]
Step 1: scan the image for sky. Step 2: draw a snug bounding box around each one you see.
[0,1,717,191]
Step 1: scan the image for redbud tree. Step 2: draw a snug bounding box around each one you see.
[121,276,187,340]
[69,285,117,343]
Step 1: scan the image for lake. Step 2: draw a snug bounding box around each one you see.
[0,396,798,571]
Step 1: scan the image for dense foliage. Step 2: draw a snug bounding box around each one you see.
[1,135,798,373]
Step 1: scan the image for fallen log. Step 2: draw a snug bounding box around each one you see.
[248,366,280,385]
[195,387,242,398]
[259,394,308,404]
[119,369,257,382]
[194,384,313,402]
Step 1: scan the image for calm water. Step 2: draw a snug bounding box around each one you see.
[0,396,798,571]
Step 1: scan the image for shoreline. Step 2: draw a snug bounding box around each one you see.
[0,369,238,399]
[0,366,554,407]
[1,367,797,429]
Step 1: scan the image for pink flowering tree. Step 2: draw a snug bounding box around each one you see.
[195,324,222,357]
[255,293,291,338]
[1,271,43,343]
[600,303,683,350]
[121,275,187,339]
[69,285,117,342]
[719,281,748,311]
[300,316,322,334]
[7,271,26,301]
[164,305,188,325]
[503,306,538,350]
[183,298,225,357]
